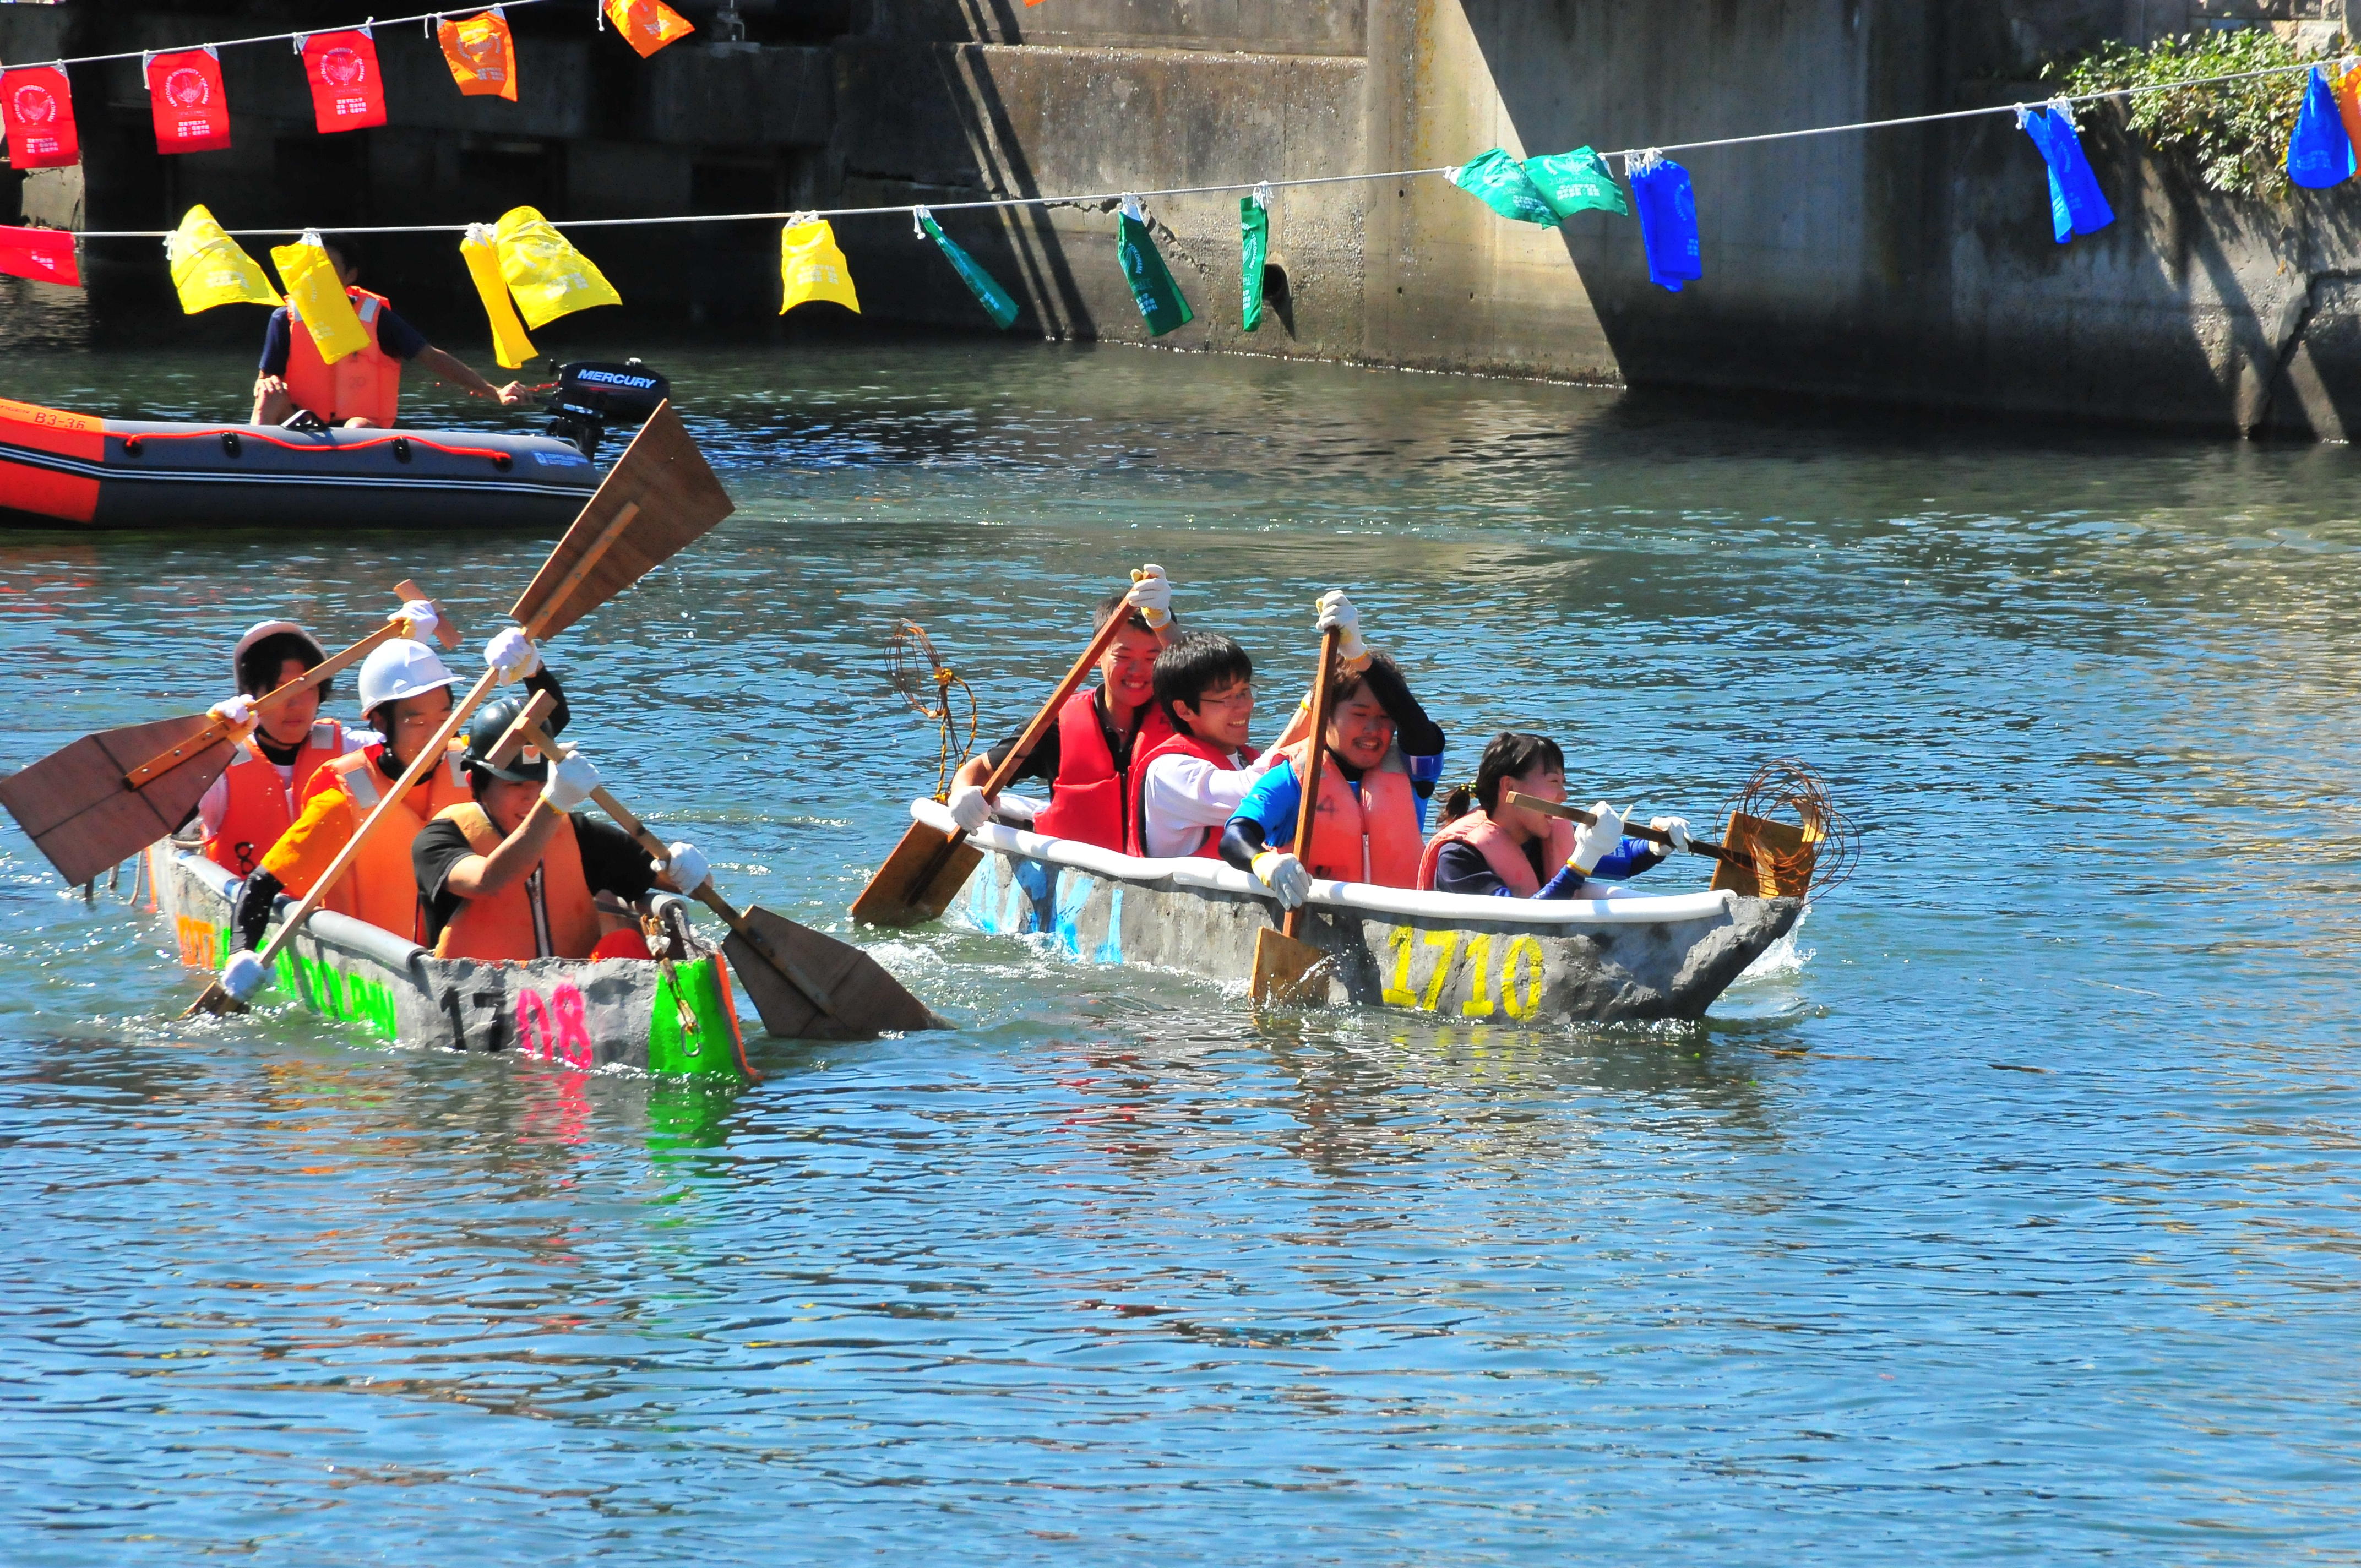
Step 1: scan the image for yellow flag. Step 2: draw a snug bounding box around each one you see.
[164,205,281,314]
[461,224,537,371]
[269,233,370,366]
[779,219,859,314]
[492,205,621,329]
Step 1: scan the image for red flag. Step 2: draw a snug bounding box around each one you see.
[300,28,387,134]
[0,226,80,287]
[145,48,231,155]
[1,66,79,170]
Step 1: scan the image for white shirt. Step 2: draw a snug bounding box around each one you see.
[1139,747,1281,858]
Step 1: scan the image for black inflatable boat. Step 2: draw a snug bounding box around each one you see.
[0,361,667,531]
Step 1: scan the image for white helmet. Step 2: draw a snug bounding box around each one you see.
[357,638,459,713]
[231,619,324,694]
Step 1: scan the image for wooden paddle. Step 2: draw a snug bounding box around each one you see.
[1250,625,1342,1006]
[489,697,937,1039]
[183,400,733,1016]
[0,579,458,888]
[1500,791,1758,875]
[850,580,1140,928]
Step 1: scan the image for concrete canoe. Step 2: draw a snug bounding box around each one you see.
[911,799,1804,1024]
[149,843,751,1080]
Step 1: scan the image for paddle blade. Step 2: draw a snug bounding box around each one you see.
[1707,810,1816,898]
[723,904,939,1039]
[0,714,231,886]
[510,400,734,641]
[179,979,248,1019]
[1250,924,1333,1007]
[850,819,984,928]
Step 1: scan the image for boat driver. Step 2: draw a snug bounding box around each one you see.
[411,696,711,962]
[250,239,529,430]
[944,565,1178,852]
[1218,591,1447,904]
[1415,730,1688,898]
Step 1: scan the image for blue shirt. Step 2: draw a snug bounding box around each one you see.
[259,301,429,376]
[1430,835,1667,899]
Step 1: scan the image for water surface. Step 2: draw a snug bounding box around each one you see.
[2,337,2358,1564]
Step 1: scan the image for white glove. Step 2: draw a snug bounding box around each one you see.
[657,840,709,894]
[221,949,270,1001]
[542,746,601,812]
[485,626,540,682]
[1648,815,1691,854]
[209,693,257,739]
[400,599,439,641]
[948,783,993,834]
[1251,848,1312,911]
[1569,801,1625,874]
[1316,589,1369,666]
[1126,564,1174,630]
[992,793,1040,827]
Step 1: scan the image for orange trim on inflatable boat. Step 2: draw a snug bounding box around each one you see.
[0,398,101,523]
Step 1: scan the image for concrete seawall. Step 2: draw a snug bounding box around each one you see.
[6,0,2359,433]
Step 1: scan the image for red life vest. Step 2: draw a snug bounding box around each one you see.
[204,720,346,878]
[1415,807,1574,896]
[1030,688,1174,852]
[310,741,469,941]
[1125,728,1261,858]
[284,286,401,427]
[1275,739,1424,889]
[429,803,601,962]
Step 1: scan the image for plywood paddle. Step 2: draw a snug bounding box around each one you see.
[488,700,937,1039]
[0,579,456,888]
[1250,624,1342,1006]
[851,580,1139,928]
[184,400,735,1016]
[1500,792,1817,897]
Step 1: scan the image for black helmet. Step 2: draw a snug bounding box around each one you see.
[462,695,567,784]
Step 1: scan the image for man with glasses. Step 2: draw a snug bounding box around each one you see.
[1128,630,1281,859]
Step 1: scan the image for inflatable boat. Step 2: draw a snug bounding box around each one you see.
[0,360,667,532]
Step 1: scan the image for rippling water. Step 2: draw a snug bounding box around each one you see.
[4,337,2360,1564]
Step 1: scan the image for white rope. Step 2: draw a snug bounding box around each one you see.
[58,55,2329,239]
[20,0,554,68]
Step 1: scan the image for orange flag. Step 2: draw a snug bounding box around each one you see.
[603,0,694,58]
[438,8,519,101]
[2337,62,2361,162]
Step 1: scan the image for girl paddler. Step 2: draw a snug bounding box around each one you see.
[1416,731,1690,898]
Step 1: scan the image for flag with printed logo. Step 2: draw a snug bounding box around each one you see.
[439,9,519,101]
[145,47,231,155]
[1,66,79,170]
[300,28,388,134]
[603,0,694,58]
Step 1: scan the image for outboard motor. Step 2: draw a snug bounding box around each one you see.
[542,359,670,461]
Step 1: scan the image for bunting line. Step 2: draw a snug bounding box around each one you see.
[12,0,561,69]
[58,55,2327,241]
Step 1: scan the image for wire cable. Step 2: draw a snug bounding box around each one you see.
[28,0,562,69]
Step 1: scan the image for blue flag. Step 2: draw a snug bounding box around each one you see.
[2288,66,2355,189]
[2019,104,2114,243]
[1628,155,1701,292]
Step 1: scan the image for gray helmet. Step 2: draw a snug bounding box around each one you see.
[461,695,566,784]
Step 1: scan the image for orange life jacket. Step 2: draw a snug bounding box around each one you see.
[284,286,401,427]
[1415,807,1574,895]
[1125,728,1261,858]
[1030,688,1174,852]
[312,741,470,943]
[204,720,345,878]
[429,803,601,962]
[1275,739,1424,889]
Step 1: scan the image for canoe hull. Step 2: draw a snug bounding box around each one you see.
[947,810,1800,1025]
[151,844,748,1079]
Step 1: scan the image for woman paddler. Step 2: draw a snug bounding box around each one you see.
[1415,731,1691,899]
[195,611,420,876]
[944,565,1178,852]
[217,626,558,1003]
[1217,591,1447,906]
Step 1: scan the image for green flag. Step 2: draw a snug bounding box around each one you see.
[1117,198,1194,336]
[1524,146,1629,218]
[918,209,1019,330]
[1450,148,1560,227]
[1240,190,1269,333]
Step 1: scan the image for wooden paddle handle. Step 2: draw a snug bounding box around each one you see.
[127,581,456,787]
[1500,790,1754,872]
[970,590,1141,813]
[1280,625,1343,941]
[520,718,841,1020]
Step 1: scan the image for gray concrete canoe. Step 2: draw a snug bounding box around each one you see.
[910,798,1803,1024]
[148,842,751,1080]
